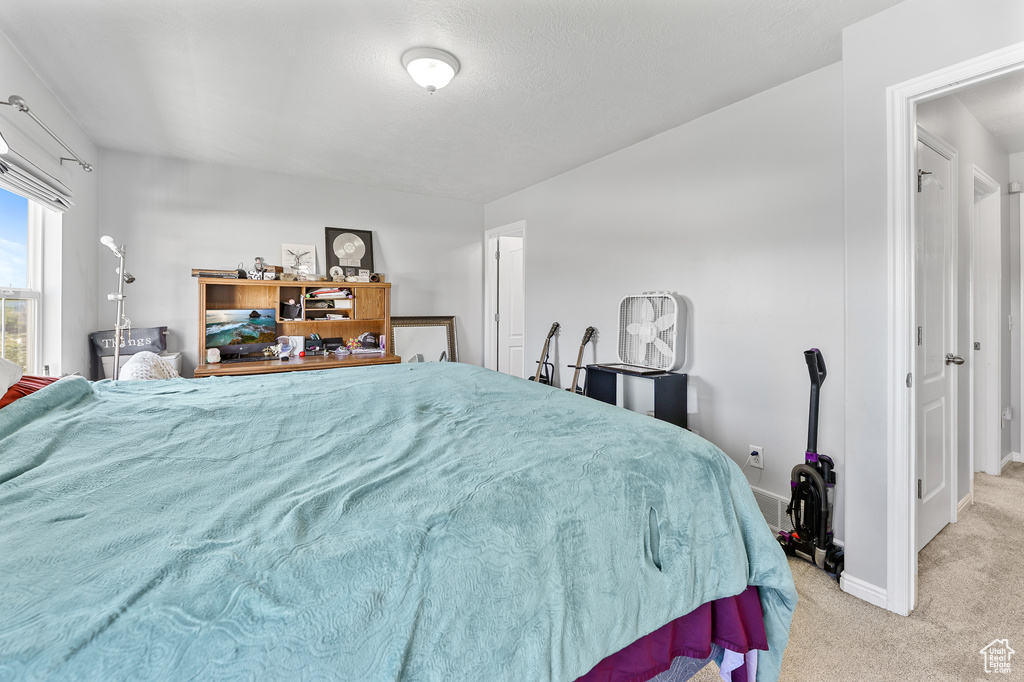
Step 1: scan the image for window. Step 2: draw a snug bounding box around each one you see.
[0,186,40,373]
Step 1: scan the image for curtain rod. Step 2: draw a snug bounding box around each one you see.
[0,95,92,172]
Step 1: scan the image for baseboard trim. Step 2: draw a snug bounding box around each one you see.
[1001,453,1015,472]
[957,489,973,517]
[840,573,888,610]
[1012,451,1022,463]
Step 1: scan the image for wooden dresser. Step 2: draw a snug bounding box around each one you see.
[194,278,400,377]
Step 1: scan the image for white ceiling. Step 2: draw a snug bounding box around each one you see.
[0,0,905,203]
[955,70,1024,154]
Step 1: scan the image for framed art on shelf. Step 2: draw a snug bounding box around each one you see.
[281,244,317,274]
[325,228,374,273]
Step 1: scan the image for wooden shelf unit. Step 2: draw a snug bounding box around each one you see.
[196,278,396,376]
[194,351,399,378]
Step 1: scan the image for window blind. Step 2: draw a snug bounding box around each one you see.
[0,149,72,213]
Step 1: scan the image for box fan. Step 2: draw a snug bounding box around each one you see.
[616,292,686,372]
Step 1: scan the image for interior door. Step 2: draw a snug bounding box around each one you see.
[496,235,525,377]
[915,138,957,552]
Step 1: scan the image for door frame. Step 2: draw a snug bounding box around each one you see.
[886,43,1024,617]
[971,166,1002,477]
[1018,192,1024,465]
[483,221,526,371]
[914,125,960,548]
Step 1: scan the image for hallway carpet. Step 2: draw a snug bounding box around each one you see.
[692,462,1024,681]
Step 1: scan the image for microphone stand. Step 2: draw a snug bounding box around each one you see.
[102,237,130,380]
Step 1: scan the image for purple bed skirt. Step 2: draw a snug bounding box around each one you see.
[576,586,767,682]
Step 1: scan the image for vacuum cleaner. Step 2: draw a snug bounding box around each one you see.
[777,348,844,581]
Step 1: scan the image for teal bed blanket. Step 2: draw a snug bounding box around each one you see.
[0,363,795,681]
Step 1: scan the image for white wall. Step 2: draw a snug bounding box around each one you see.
[842,0,1024,592]
[1011,152,1024,180]
[98,150,483,375]
[916,94,1012,494]
[0,31,99,376]
[486,64,847,537]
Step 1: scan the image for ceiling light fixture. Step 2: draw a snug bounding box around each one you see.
[402,47,460,93]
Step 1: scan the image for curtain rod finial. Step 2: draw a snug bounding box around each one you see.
[7,95,28,112]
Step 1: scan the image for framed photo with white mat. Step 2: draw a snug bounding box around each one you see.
[281,244,317,274]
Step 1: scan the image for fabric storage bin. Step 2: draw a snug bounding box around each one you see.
[88,327,169,380]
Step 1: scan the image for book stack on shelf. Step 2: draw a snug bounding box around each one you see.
[191,268,238,279]
[305,288,353,320]
[192,266,284,279]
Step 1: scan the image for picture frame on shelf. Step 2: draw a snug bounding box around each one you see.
[282,244,317,274]
[325,228,374,274]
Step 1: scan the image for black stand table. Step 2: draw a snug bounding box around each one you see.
[585,365,688,429]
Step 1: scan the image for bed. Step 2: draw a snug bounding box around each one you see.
[0,362,796,681]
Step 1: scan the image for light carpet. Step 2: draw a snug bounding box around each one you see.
[692,462,1024,682]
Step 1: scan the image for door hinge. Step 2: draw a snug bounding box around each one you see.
[906,373,913,388]
[917,169,932,192]
[917,326,922,346]
[917,479,922,499]
[494,250,500,260]
[494,313,499,322]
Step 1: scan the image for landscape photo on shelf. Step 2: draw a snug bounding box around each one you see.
[281,243,317,274]
[205,309,277,347]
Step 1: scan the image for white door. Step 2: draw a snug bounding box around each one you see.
[915,137,957,552]
[496,235,525,377]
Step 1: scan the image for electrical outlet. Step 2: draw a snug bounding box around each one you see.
[749,445,764,470]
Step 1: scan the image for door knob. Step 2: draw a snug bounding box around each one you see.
[945,353,965,366]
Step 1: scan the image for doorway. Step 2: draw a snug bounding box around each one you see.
[886,46,1024,616]
[972,168,1003,477]
[483,221,526,376]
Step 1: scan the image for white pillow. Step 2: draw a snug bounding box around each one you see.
[119,351,180,381]
[0,357,23,393]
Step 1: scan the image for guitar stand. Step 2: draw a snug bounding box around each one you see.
[534,360,554,381]
[566,364,589,394]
